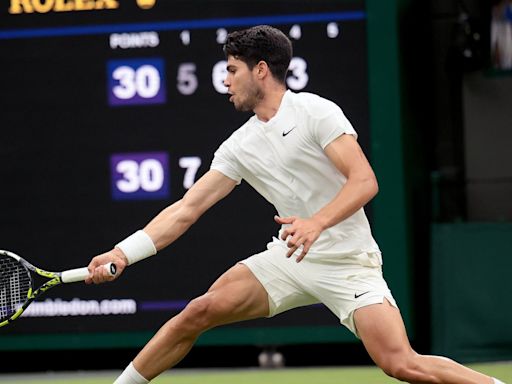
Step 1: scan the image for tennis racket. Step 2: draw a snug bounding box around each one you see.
[0,249,116,327]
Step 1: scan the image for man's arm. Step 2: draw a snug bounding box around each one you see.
[87,170,237,283]
[144,170,237,250]
[275,134,378,261]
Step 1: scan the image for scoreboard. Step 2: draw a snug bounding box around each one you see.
[0,0,410,350]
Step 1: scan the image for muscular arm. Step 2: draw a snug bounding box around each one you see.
[313,134,378,228]
[276,134,378,260]
[144,170,237,250]
[87,170,237,283]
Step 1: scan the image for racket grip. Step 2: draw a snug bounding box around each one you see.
[61,262,117,283]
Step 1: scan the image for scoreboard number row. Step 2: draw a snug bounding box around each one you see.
[111,153,202,201]
[108,57,309,105]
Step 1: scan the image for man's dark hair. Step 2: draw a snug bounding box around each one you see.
[223,25,292,84]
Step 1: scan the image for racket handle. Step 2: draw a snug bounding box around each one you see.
[61,262,117,283]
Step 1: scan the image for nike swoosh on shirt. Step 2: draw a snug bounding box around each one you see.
[354,291,370,299]
[282,127,296,137]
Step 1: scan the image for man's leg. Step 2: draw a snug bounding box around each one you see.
[117,263,269,382]
[354,299,494,384]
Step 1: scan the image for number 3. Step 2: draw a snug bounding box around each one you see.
[287,57,309,90]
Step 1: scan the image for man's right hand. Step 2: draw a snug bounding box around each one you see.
[85,248,128,284]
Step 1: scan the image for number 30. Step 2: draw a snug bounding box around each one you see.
[112,65,161,100]
[116,159,164,193]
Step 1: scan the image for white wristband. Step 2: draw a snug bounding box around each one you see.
[115,230,157,266]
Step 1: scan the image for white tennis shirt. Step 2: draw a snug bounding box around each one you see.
[211,91,382,266]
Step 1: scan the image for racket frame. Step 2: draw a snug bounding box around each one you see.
[0,249,97,327]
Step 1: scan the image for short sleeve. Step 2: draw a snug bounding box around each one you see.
[210,141,242,185]
[314,103,358,149]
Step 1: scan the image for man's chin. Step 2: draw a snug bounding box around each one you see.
[234,103,253,112]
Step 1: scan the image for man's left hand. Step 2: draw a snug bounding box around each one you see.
[274,215,324,262]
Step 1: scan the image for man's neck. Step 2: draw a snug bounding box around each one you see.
[253,88,287,122]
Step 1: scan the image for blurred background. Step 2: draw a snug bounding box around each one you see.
[0,0,511,374]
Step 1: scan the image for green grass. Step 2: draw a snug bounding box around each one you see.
[1,362,511,384]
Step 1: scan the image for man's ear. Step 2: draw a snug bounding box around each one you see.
[255,60,269,79]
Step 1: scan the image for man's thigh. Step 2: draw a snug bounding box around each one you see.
[353,299,412,367]
[203,263,271,325]
[306,262,398,336]
[239,247,399,337]
[240,246,320,317]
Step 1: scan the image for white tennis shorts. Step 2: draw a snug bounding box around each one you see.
[240,243,398,337]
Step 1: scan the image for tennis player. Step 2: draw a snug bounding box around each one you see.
[87,25,506,384]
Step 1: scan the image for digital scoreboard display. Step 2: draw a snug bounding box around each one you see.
[0,0,369,348]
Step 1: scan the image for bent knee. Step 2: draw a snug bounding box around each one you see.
[179,295,214,330]
[379,356,438,383]
[381,361,414,381]
[178,293,231,332]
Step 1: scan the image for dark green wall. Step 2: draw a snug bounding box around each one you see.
[431,223,512,362]
[367,0,413,335]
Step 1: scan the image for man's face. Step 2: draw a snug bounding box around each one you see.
[224,55,263,112]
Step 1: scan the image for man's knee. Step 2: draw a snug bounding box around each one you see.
[381,360,411,381]
[179,295,212,331]
[379,355,427,383]
[178,294,225,333]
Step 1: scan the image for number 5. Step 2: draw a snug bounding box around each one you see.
[177,63,198,95]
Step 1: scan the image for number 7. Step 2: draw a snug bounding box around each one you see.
[179,156,202,189]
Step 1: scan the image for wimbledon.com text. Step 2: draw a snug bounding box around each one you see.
[23,298,137,317]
